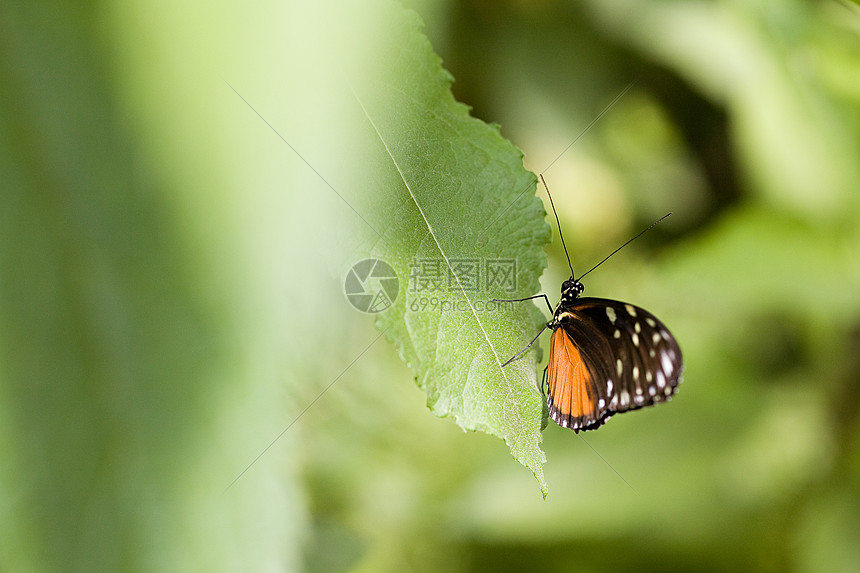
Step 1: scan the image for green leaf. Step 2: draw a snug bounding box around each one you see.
[337,3,552,494]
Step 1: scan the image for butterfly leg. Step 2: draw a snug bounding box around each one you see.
[541,365,550,424]
[501,324,548,367]
[492,293,554,315]
[541,365,548,396]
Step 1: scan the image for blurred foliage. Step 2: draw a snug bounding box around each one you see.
[1,0,860,572]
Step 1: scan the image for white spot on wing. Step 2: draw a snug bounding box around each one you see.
[646,318,656,328]
[613,329,621,339]
[634,322,641,333]
[632,333,640,347]
[652,333,661,344]
[661,351,674,376]
[606,379,614,396]
[633,366,640,381]
[616,358,623,376]
[656,371,666,388]
[606,306,617,324]
[625,304,637,317]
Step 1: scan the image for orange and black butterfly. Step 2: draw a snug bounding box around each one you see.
[497,175,683,433]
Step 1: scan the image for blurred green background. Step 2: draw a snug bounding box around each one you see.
[2,0,860,571]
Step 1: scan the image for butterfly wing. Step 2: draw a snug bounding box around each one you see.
[547,326,614,431]
[547,297,683,432]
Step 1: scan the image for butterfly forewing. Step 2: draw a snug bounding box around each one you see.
[547,297,683,432]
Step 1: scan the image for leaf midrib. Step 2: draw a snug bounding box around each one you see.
[350,86,516,399]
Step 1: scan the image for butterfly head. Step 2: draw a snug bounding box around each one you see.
[560,277,584,304]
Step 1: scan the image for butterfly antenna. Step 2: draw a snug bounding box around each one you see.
[577,213,672,282]
[540,175,575,279]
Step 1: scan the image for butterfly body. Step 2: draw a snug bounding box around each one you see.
[495,176,682,432]
[545,278,683,432]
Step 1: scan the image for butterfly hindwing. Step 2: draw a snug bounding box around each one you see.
[547,327,601,430]
[547,297,683,432]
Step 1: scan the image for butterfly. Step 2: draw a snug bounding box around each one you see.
[497,175,683,432]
